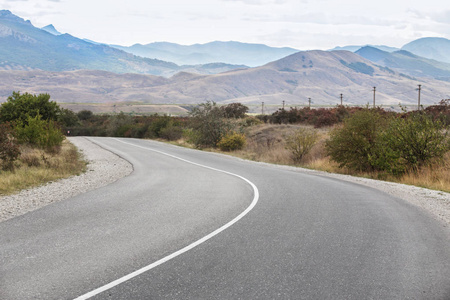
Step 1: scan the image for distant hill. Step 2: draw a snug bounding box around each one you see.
[402,37,450,64]
[111,41,299,67]
[2,50,448,107]
[330,45,399,53]
[154,50,448,106]
[356,46,450,81]
[0,10,245,76]
[41,24,62,36]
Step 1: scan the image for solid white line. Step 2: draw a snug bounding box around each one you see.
[74,138,259,300]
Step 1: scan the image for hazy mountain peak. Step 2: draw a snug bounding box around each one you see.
[113,40,299,67]
[41,24,62,35]
[330,44,399,53]
[0,10,32,26]
[402,37,450,63]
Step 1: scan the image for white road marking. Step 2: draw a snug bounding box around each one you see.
[74,138,260,300]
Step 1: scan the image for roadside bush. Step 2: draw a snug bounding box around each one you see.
[189,101,234,148]
[77,110,94,121]
[217,132,246,151]
[240,116,262,127]
[159,126,183,141]
[58,108,79,129]
[424,99,450,126]
[313,108,339,128]
[106,112,133,136]
[147,115,173,138]
[16,114,65,152]
[383,112,449,170]
[0,92,60,124]
[284,127,319,162]
[325,109,390,172]
[0,123,21,171]
[326,108,450,175]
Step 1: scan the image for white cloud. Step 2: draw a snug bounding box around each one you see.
[1,0,449,48]
[221,0,289,5]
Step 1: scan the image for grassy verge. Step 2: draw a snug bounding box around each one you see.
[184,123,450,193]
[0,139,87,195]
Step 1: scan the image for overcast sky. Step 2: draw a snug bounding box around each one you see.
[2,0,450,49]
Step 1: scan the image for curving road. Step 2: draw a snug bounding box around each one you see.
[1,137,449,299]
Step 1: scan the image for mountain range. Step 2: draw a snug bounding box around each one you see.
[0,10,449,107]
[355,46,450,81]
[111,41,299,67]
[0,10,246,76]
[2,50,448,107]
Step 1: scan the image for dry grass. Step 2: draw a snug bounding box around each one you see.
[397,152,450,193]
[215,123,450,193]
[0,139,87,195]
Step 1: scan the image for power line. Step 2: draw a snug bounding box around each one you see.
[373,87,376,108]
[417,84,422,110]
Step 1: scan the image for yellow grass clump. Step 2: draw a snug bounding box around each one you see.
[0,139,87,195]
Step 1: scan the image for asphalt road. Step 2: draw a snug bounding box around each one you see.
[1,137,449,299]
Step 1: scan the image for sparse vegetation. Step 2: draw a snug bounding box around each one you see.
[3,94,448,194]
[217,132,246,151]
[0,92,85,194]
[284,127,319,163]
[0,139,86,195]
[0,122,21,171]
[187,101,248,148]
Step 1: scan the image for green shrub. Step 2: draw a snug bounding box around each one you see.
[189,101,233,148]
[159,126,183,141]
[325,109,390,172]
[44,120,65,153]
[285,128,319,162]
[0,123,21,171]
[183,128,202,145]
[0,92,60,124]
[240,116,262,127]
[383,113,449,170]
[326,108,450,175]
[217,132,246,151]
[220,103,249,118]
[15,114,65,152]
[77,110,93,121]
[106,112,133,136]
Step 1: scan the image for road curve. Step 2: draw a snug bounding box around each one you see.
[1,137,450,299]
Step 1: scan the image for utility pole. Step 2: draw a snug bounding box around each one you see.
[308,97,311,108]
[340,93,343,106]
[282,100,285,110]
[373,87,376,108]
[262,101,264,115]
[417,84,422,110]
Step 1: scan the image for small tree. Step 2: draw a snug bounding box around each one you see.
[77,110,94,121]
[189,101,233,148]
[220,103,249,119]
[284,128,319,162]
[58,108,79,129]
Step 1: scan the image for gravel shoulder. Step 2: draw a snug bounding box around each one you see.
[0,137,133,222]
[0,137,448,229]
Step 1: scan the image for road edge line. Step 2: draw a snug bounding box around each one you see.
[74,138,259,300]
